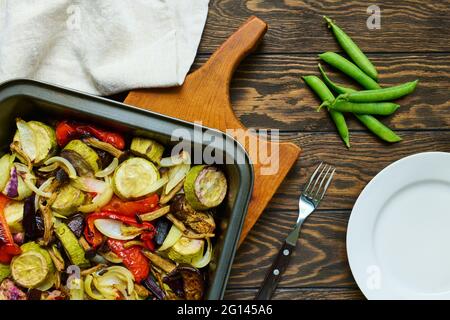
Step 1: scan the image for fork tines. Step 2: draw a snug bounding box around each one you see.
[303,162,336,201]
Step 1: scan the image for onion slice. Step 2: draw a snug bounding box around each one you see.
[44,157,77,179]
[34,177,55,211]
[191,238,213,268]
[159,151,190,167]
[78,178,114,214]
[21,167,52,198]
[16,119,37,162]
[95,158,119,178]
[157,224,183,252]
[73,177,107,193]
[94,219,138,240]
[165,164,190,194]
[38,163,59,172]
[139,175,168,197]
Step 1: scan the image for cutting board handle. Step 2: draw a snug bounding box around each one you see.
[124,16,301,245]
[200,16,268,88]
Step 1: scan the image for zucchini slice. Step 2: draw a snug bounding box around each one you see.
[51,184,86,216]
[167,237,204,264]
[20,242,56,291]
[54,223,90,268]
[113,158,160,199]
[130,137,164,164]
[63,140,101,174]
[0,264,10,283]
[184,165,227,210]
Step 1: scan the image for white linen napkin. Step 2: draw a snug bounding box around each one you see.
[0,0,209,95]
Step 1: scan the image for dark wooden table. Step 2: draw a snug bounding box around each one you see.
[190,0,450,300]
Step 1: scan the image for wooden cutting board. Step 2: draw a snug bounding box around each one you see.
[124,16,301,245]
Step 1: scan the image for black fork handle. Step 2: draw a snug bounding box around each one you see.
[255,240,296,300]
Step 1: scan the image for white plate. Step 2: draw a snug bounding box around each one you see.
[347,152,450,300]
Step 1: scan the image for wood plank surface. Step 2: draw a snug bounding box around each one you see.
[224,288,364,300]
[208,0,450,300]
[201,0,450,54]
[110,0,450,300]
[193,54,450,131]
[229,209,354,288]
[226,131,450,297]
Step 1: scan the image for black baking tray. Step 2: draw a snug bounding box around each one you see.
[0,79,254,300]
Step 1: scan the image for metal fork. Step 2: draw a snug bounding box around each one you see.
[255,162,336,300]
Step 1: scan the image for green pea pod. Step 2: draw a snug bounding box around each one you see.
[339,80,419,103]
[324,16,378,81]
[302,75,350,148]
[318,63,357,95]
[319,52,381,90]
[355,114,401,143]
[330,101,400,116]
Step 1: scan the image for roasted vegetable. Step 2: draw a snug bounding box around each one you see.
[51,184,85,216]
[0,279,27,300]
[140,205,170,222]
[4,201,24,233]
[142,274,165,300]
[191,238,213,269]
[21,241,56,290]
[163,265,204,300]
[56,121,125,150]
[112,158,160,199]
[184,165,227,210]
[95,157,118,177]
[170,195,215,234]
[0,154,14,191]
[0,264,10,282]
[54,223,90,268]
[0,195,21,264]
[154,219,171,246]
[107,239,149,282]
[167,237,204,264]
[78,177,114,214]
[66,214,85,238]
[165,164,190,195]
[100,251,123,264]
[44,156,77,179]
[160,151,190,167]
[2,164,34,201]
[63,140,101,174]
[101,194,159,217]
[130,137,164,164]
[94,219,140,241]
[22,195,44,241]
[11,251,49,288]
[13,120,56,166]
[84,265,136,300]
[158,224,183,252]
[0,119,223,300]
[85,212,155,250]
[142,249,176,273]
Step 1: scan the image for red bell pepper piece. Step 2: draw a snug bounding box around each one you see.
[84,212,155,250]
[101,194,159,217]
[0,195,21,263]
[107,239,149,282]
[56,121,125,150]
[84,215,104,249]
